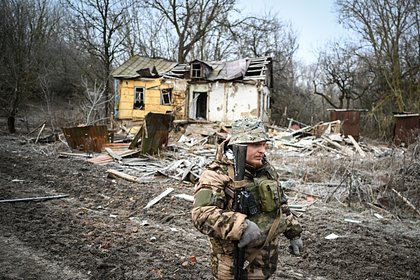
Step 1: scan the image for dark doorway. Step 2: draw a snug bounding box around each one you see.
[194,92,207,120]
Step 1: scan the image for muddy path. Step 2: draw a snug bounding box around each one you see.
[0,134,419,280]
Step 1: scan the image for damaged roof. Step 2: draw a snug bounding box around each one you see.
[191,56,271,81]
[112,55,271,81]
[112,55,181,79]
[205,59,247,81]
[243,57,272,80]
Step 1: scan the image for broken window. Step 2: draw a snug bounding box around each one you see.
[161,88,172,105]
[191,63,202,78]
[134,87,145,109]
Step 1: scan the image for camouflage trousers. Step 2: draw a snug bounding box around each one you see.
[210,237,280,280]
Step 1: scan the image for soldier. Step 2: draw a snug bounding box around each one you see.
[192,118,303,280]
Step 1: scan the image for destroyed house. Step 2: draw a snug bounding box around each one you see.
[112,55,188,127]
[188,57,273,123]
[112,55,273,126]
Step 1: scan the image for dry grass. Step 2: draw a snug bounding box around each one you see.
[269,139,420,219]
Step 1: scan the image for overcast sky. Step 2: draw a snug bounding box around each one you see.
[238,0,350,64]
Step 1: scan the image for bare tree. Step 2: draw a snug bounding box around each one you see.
[62,0,131,122]
[120,1,180,61]
[313,42,375,109]
[144,0,238,63]
[233,14,300,125]
[230,14,296,58]
[336,0,420,113]
[80,76,111,125]
[0,0,62,133]
[188,19,238,61]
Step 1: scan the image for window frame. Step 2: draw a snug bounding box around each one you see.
[160,88,172,105]
[133,87,145,110]
[191,62,202,78]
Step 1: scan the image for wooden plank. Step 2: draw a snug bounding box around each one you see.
[107,169,140,183]
[315,143,349,157]
[321,136,344,150]
[144,188,174,209]
[290,125,312,136]
[105,147,123,161]
[0,194,69,203]
[129,125,143,150]
[348,135,366,157]
[87,149,140,165]
[102,143,130,149]
[59,152,91,158]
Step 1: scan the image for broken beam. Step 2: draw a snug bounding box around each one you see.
[348,135,366,157]
[107,169,140,183]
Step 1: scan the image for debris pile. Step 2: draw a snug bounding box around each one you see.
[268,120,369,158]
[51,119,420,219]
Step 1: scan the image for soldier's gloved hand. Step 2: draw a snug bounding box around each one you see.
[289,237,303,255]
[238,220,262,248]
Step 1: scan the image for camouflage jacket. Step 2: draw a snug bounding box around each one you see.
[191,140,302,279]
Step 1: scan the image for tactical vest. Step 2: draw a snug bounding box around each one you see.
[225,164,287,235]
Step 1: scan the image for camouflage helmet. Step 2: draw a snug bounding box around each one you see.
[228,118,270,145]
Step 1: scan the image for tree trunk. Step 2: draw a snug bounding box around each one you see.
[7,115,16,133]
[8,93,19,133]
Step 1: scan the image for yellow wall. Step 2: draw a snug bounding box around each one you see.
[117,78,186,121]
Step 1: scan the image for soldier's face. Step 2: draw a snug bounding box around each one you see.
[246,141,266,168]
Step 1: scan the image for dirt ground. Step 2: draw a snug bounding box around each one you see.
[1,119,420,280]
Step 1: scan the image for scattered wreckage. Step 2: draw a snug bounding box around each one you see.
[9,113,419,219]
[54,116,418,215]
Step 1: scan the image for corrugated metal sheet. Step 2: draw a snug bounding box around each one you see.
[207,59,247,81]
[394,114,420,146]
[329,110,361,141]
[184,57,271,81]
[112,55,178,78]
[140,113,174,155]
[62,125,109,153]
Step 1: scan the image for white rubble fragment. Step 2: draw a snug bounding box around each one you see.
[325,233,340,240]
[374,213,383,219]
[344,218,362,224]
[173,194,194,202]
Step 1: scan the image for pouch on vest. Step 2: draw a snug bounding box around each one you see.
[255,178,279,212]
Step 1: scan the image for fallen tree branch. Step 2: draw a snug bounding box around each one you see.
[35,123,46,144]
[366,202,401,221]
[325,170,351,203]
[392,188,420,216]
[26,120,46,136]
